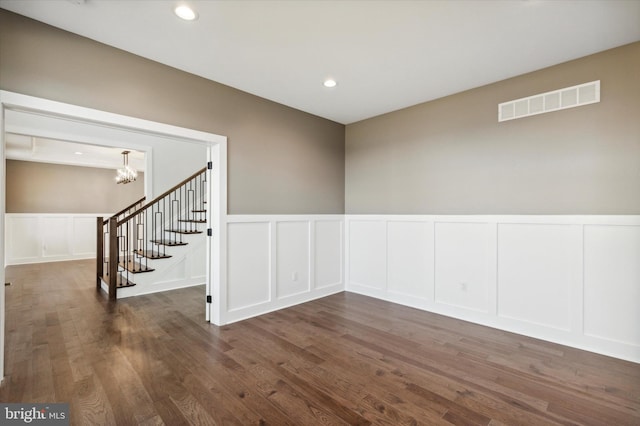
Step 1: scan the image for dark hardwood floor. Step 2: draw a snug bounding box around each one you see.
[1,260,639,425]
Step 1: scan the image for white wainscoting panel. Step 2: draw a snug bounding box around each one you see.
[497,224,578,331]
[348,220,387,291]
[584,225,640,346]
[346,215,640,363]
[223,216,344,324]
[276,221,310,299]
[73,216,98,255]
[227,222,271,312]
[5,214,110,265]
[435,222,491,313]
[42,217,69,258]
[315,220,343,289]
[7,216,40,262]
[387,221,433,301]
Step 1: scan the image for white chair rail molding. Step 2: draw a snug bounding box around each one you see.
[345,214,640,363]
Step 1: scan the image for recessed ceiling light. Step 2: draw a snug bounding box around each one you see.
[74,151,83,155]
[323,79,337,88]
[175,5,198,21]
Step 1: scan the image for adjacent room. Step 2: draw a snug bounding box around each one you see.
[0,1,638,424]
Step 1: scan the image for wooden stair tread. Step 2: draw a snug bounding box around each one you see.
[165,229,203,234]
[103,273,136,289]
[133,249,172,259]
[179,219,206,223]
[151,239,188,246]
[119,259,155,274]
[192,210,207,213]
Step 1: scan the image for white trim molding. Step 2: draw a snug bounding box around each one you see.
[346,215,640,363]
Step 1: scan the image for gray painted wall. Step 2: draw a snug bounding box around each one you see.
[0,10,345,214]
[346,42,640,214]
[6,160,145,214]
[2,9,637,216]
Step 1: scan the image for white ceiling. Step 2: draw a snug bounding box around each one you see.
[5,133,145,171]
[1,0,639,124]
[4,108,150,170]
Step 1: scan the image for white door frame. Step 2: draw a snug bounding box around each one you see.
[0,90,228,381]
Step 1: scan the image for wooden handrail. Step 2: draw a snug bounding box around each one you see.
[118,167,206,226]
[103,196,147,224]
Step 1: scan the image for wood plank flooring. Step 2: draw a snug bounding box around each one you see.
[1,260,639,425]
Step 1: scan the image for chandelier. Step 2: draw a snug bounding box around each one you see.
[116,150,138,184]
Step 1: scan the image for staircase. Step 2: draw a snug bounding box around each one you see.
[97,167,209,300]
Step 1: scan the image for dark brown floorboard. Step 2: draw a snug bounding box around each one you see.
[1,260,639,425]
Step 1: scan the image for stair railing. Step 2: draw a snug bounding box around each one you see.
[97,167,207,299]
[96,196,146,292]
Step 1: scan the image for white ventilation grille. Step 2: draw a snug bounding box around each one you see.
[498,80,600,122]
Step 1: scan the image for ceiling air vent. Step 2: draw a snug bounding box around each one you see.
[498,80,600,122]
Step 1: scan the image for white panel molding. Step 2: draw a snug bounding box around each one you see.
[276,221,311,299]
[315,220,343,289]
[347,220,387,290]
[435,222,492,313]
[227,221,272,312]
[387,220,433,301]
[497,223,578,331]
[583,225,640,347]
[223,215,344,325]
[346,215,640,363]
[5,213,111,265]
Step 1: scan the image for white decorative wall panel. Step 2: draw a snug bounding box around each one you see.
[227,222,271,311]
[497,224,576,331]
[584,225,640,346]
[276,221,310,299]
[346,215,640,363]
[435,222,491,312]
[223,216,344,324]
[315,221,343,289]
[42,217,69,258]
[72,216,97,255]
[387,221,433,300]
[349,220,386,290]
[7,216,40,262]
[5,214,108,265]
[191,239,207,279]
[159,258,186,281]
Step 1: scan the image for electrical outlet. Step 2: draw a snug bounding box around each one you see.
[292,272,298,282]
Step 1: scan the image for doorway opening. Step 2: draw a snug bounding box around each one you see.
[0,90,228,380]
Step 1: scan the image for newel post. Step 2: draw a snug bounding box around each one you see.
[108,217,119,300]
[96,217,104,291]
